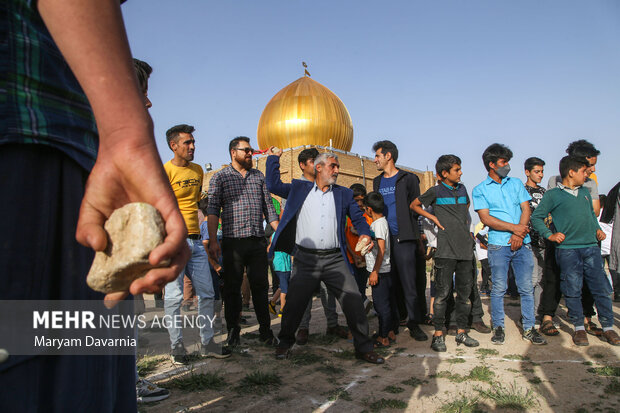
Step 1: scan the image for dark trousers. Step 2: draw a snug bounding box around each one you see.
[390,236,421,326]
[353,266,369,300]
[480,258,491,291]
[371,272,399,337]
[415,245,429,318]
[222,237,271,335]
[433,258,473,330]
[278,249,373,353]
[539,240,596,318]
[0,145,136,412]
[469,259,484,324]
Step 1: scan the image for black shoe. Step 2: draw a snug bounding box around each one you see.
[170,342,189,365]
[455,332,479,347]
[522,328,547,345]
[201,339,232,358]
[431,335,447,352]
[239,316,250,325]
[275,347,290,360]
[227,326,241,347]
[471,321,492,334]
[409,324,428,341]
[491,327,505,345]
[260,330,280,346]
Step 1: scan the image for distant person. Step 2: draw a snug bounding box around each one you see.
[266,151,384,364]
[411,155,479,351]
[207,137,279,347]
[373,140,427,341]
[1,1,189,410]
[163,124,231,362]
[472,144,546,345]
[364,192,399,347]
[532,156,619,346]
[523,157,546,323]
[474,223,491,295]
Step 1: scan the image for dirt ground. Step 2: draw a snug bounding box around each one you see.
[137,293,620,413]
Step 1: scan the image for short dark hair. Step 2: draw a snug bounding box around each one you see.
[298,148,320,165]
[364,192,384,214]
[482,143,513,171]
[559,155,589,179]
[166,124,195,149]
[566,139,600,158]
[372,140,399,163]
[133,58,152,94]
[524,157,545,172]
[350,183,367,198]
[435,154,461,177]
[228,136,250,154]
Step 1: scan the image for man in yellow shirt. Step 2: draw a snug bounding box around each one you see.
[164,124,231,363]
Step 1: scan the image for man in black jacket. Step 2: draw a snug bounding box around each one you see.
[372,140,428,341]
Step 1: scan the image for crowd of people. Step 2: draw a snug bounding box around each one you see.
[2,1,619,410]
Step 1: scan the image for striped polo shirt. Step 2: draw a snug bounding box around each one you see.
[418,182,473,260]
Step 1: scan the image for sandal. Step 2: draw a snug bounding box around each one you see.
[424,314,434,326]
[585,321,603,337]
[373,340,389,348]
[355,350,385,364]
[539,320,559,336]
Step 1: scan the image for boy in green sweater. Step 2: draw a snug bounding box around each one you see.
[531,156,619,346]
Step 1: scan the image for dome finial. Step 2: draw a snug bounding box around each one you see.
[302,61,311,77]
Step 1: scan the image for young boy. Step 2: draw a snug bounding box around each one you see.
[472,144,546,346]
[411,155,479,352]
[364,192,398,347]
[346,183,374,309]
[531,156,620,346]
[523,157,546,323]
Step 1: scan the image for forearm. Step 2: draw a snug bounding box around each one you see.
[39,0,152,144]
[207,215,219,242]
[479,213,516,233]
[372,251,384,273]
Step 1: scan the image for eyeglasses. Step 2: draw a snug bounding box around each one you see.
[234,147,254,154]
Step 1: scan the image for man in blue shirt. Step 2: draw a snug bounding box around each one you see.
[472,144,546,346]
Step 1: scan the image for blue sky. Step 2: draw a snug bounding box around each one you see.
[122,0,619,195]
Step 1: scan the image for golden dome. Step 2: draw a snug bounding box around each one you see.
[257,76,353,151]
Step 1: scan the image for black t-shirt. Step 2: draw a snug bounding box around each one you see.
[525,184,546,249]
[418,183,473,260]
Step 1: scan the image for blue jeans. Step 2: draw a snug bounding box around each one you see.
[488,244,535,330]
[556,246,614,329]
[164,238,216,347]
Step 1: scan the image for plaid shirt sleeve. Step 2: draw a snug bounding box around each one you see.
[262,178,279,224]
[206,172,222,217]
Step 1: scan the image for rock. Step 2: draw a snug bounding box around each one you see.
[87,203,169,294]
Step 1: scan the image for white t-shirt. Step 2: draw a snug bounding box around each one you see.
[600,221,612,256]
[365,216,391,273]
[475,226,489,261]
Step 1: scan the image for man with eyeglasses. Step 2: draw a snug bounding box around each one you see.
[207,137,280,346]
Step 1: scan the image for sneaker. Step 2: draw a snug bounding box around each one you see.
[408,324,428,341]
[491,327,505,345]
[455,332,479,347]
[201,340,232,359]
[136,379,170,403]
[170,342,189,365]
[522,328,547,345]
[430,334,447,352]
[227,326,241,347]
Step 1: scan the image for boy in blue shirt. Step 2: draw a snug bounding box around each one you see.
[472,144,546,345]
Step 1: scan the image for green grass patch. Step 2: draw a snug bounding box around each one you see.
[167,371,226,392]
[324,387,352,402]
[384,385,405,394]
[504,354,530,361]
[528,377,542,384]
[604,379,620,395]
[588,366,620,377]
[309,333,339,345]
[136,355,166,377]
[476,381,538,410]
[468,366,495,383]
[476,348,499,357]
[439,396,483,413]
[447,357,466,364]
[236,370,282,395]
[592,353,606,359]
[432,371,467,383]
[333,348,356,360]
[316,362,345,375]
[401,376,428,387]
[290,351,323,366]
[366,398,407,411]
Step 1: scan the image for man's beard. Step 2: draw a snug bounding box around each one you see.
[326,174,338,185]
[239,157,253,169]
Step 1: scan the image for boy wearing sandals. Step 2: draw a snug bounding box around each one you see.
[411,155,479,352]
[531,156,620,346]
[364,192,399,347]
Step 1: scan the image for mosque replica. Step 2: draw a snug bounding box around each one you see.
[204,66,435,194]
